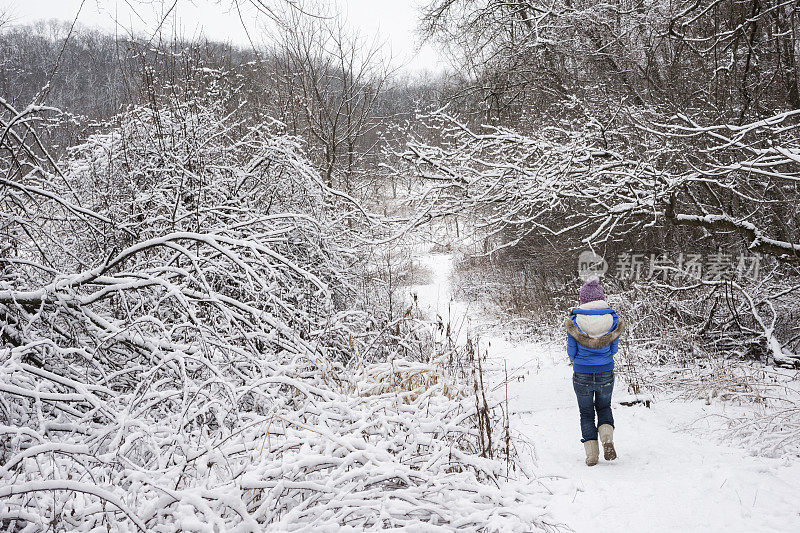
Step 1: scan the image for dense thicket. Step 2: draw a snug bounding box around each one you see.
[408,0,800,366]
[422,0,800,123]
[0,17,545,531]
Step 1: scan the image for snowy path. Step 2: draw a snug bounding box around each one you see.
[407,252,800,533]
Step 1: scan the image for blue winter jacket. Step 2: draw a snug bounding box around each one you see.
[566,307,620,373]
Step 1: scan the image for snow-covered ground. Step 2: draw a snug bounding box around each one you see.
[406,252,800,533]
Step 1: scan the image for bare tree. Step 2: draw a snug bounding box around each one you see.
[668,0,800,117]
[272,5,392,191]
[420,0,800,124]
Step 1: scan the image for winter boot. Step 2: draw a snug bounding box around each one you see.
[598,424,617,461]
[583,440,599,466]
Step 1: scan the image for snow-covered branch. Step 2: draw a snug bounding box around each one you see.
[402,111,664,251]
[1,98,552,531]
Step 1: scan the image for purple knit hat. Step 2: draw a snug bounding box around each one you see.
[579,275,606,304]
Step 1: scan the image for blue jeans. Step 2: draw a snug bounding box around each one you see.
[572,370,615,442]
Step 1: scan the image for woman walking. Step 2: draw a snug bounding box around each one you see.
[566,275,625,466]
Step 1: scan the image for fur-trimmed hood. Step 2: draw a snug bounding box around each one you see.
[565,316,624,349]
[565,300,624,349]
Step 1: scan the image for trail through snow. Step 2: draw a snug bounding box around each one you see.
[406,252,800,533]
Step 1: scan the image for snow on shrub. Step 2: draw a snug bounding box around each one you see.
[0,99,554,531]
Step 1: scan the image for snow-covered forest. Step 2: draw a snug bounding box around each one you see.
[1,1,799,531]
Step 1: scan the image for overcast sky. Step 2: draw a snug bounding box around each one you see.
[3,0,445,74]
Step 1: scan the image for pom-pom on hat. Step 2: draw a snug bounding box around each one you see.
[579,275,606,304]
